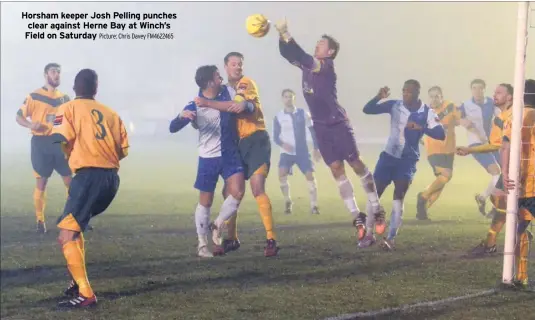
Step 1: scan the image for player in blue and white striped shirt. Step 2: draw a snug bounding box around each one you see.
[169,65,248,258]
[458,79,501,216]
[273,89,321,215]
[362,80,445,250]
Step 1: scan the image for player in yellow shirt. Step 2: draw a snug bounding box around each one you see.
[417,86,461,220]
[52,69,129,308]
[501,79,535,289]
[15,63,72,233]
[194,52,278,257]
[456,84,513,256]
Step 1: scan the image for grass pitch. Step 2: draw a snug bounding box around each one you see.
[1,139,533,320]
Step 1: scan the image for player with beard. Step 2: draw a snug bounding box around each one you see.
[456,84,513,256]
[194,52,279,257]
[16,63,73,233]
[275,19,386,243]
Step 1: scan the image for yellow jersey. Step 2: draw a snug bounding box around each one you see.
[503,106,535,198]
[424,101,460,155]
[17,87,70,136]
[233,76,266,139]
[51,98,129,172]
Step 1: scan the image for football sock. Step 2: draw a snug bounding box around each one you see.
[214,195,240,227]
[426,188,444,209]
[482,174,501,199]
[226,213,239,241]
[255,193,276,240]
[337,176,361,219]
[194,204,210,238]
[308,179,318,208]
[75,232,85,258]
[516,231,531,283]
[485,211,506,247]
[279,176,291,202]
[421,174,449,201]
[387,200,404,240]
[62,240,94,298]
[359,170,380,209]
[365,201,375,236]
[33,188,46,223]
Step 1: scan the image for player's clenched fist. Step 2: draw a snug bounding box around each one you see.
[376,87,390,100]
[180,110,196,121]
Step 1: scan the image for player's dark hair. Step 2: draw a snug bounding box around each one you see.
[405,79,421,92]
[281,89,295,97]
[499,83,514,96]
[524,79,535,106]
[224,52,244,65]
[322,35,340,60]
[471,79,486,88]
[428,86,442,95]
[44,63,60,74]
[195,65,218,90]
[73,69,98,97]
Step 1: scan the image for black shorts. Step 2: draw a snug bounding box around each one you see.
[238,130,271,180]
[427,153,454,174]
[57,167,120,232]
[31,135,71,178]
[519,197,535,219]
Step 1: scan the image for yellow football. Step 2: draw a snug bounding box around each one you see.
[246,14,270,38]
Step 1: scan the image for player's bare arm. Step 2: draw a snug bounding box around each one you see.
[500,139,514,191]
[459,118,487,142]
[194,97,251,114]
[16,108,45,131]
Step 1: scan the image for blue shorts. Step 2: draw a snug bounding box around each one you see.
[278,153,314,175]
[194,155,243,193]
[469,143,498,168]
[373,152,418,185]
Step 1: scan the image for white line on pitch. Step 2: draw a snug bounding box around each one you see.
[324,288,497,320]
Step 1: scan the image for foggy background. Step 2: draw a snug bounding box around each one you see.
[1,1,534,157]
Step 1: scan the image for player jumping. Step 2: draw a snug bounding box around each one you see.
[417,86,461,220]
[194,52,279,257]
[456,84,513,256]
[275,19,386,243]
[16,63,72,233]
[170,65,245,258]
[361,82,445,250]
[273,88,321,215]
[501,79,535,289]
[459,79,501,216]
[52,69,129,308]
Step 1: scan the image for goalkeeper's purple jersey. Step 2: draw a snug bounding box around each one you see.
[279,39,348,126]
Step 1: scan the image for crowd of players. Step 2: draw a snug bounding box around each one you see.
[14,18,535,308]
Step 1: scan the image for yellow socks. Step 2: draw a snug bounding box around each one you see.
[516,231,531,284]
[422,174,449,200]
[33,188,46,223]
[255,194,276,240]
[62,240,93,298]
[485,212,506,247]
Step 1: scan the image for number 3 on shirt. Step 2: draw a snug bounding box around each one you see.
[91,109,107,140]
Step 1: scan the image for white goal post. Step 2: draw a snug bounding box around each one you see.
[502,1,531,285]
